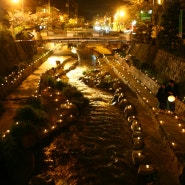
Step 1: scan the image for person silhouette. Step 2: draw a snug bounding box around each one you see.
[156,82,168,112]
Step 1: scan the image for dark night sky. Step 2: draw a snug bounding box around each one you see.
[77,0,122,19]
[52,0,123,20]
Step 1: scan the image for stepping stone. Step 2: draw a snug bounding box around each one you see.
[133,139,144,150]
[132,150,147,166]
[131,120,142,131]
[132,131,143,139]
[138,164,155,176]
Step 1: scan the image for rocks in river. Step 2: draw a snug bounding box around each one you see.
[124,104,136,118]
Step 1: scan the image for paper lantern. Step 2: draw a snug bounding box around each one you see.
[168,95,175,102]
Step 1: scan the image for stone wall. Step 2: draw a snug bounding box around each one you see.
[0,50,53,99]
[129,43,185,84]
[154,50,185,84]
[114,53,185,116]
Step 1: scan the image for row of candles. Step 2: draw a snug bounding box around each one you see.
[0,51,50,87]
[112,54,185,150]
[1,57,75,139]
[103,54,184,173]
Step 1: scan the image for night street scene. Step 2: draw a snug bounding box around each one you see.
[0,0,185,184]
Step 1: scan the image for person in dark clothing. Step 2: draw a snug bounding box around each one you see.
[166,79,179,114]
[156,82,168,112]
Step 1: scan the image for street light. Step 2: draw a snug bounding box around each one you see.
[114,8,125,31]
[12,0,24,12]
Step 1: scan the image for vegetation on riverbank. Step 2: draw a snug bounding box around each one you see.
[0,59,89,185]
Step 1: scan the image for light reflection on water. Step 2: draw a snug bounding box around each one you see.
[41,62,140,185]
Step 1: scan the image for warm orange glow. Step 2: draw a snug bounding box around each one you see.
[12,0,19,3]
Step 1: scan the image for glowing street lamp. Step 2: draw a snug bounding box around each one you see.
[12,0,24,12]
[114,8,126,31]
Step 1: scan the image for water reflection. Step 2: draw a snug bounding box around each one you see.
[40,59,140,185]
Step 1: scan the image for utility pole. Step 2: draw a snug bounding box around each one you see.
[48,0,51,14]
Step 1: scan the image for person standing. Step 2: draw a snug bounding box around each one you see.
[166,79,179,114]
[156,82,168,112]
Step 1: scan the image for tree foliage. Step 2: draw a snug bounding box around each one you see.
[157,1,181,50]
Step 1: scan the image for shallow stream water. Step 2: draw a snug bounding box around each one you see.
[39,58,142,185]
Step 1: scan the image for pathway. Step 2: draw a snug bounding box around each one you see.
[0,54,70,133]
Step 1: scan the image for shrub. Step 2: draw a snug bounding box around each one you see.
[54,80,68,90]
[14,105,48,125]
[10,121,37,148]
[42,75,55,88]
[26,97,43,109]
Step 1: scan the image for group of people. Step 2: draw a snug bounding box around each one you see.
[156,79,179,114]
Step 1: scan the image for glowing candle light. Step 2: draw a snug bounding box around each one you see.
[160,120,163,124]
[182,129,185,133]
[168,95,176,102]
[146,165,149,168]
[178,124,182,127]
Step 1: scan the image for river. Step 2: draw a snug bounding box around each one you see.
[36,54,144,185]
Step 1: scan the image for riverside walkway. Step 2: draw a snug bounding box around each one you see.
[95,49,185,184]
[0,52,71,133]
[0,43,185,184]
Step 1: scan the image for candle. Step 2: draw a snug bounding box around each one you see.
[146,165,149,168]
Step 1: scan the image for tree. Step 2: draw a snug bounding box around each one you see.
[157,1,181,50]
[0,9,10,28]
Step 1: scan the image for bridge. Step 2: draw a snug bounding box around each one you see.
[15,35,131,45]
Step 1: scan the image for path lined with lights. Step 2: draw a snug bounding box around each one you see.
[102,54,185,182]
[0,55,70,133]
